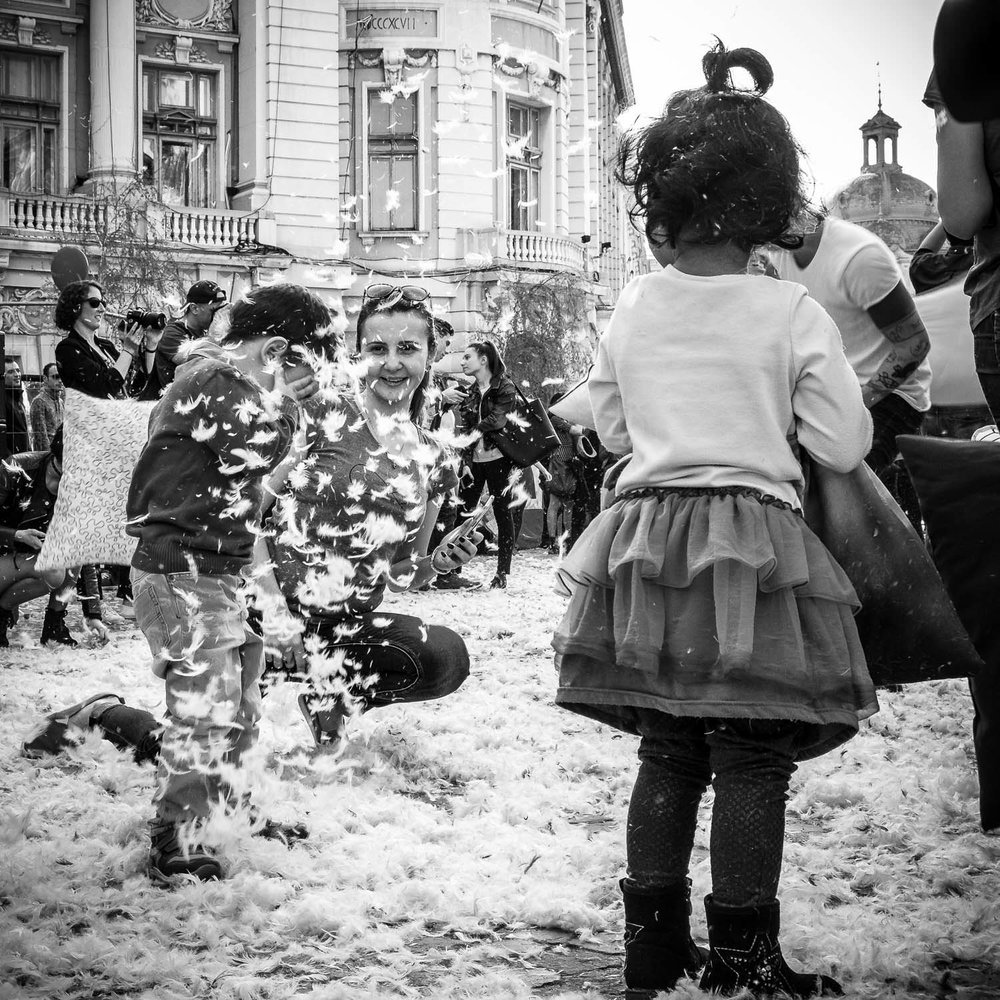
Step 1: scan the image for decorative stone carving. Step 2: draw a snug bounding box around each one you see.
[492,55,558,93]
[17,16,35,46]
[136,0,233,33]
[347,48,438,72]
[153,37,209,63]
[526,61,547,98]
[457,43,477,87]
[0,17,52,46]
[383,48,406,87]
[0,287,59,338]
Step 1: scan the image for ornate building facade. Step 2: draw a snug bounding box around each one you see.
[0,0,644,377]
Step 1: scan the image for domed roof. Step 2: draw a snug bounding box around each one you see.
[828,101,938,251]
[832,169,937,223]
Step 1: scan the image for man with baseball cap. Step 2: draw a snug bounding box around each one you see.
[137,280,227,400]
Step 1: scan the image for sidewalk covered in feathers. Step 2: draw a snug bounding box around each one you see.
[1,550,998,999]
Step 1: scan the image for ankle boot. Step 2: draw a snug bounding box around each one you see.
[621,878,705,994]
[41,606,77,647]
[700,895,843,997]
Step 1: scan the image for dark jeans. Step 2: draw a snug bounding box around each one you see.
[867,393,925,534]
[459,457,517,575]
[89,612,469,760]
[921,403,995,441]
[266,611,470,714]
[629,709,801,906]
[973,310,1000,422]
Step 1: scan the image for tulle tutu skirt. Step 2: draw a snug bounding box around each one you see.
[552,489,879,760]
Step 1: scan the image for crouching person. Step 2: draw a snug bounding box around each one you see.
[127,283,335,885]
[0,429,95,647]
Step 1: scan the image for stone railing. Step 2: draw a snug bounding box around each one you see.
[504,230,585,271]
[164,206,268,248]
[1,193,109,237]
[0,193,273,250]
[458,227,586,273]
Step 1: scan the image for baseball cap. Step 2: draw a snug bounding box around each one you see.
[186,280,227,307]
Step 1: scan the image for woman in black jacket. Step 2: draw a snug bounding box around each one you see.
[53,280,151,400]
[457,341,519,588]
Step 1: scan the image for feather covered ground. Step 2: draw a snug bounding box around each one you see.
[1,549,998,999]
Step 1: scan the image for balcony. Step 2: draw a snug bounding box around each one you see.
[458,227,586,273]
[0,193,275,251]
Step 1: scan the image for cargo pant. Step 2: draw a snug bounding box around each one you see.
[132,568,263,824]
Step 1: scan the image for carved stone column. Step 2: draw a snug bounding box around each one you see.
[88,0,138,185]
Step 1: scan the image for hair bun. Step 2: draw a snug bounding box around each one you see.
[702,39,774,96]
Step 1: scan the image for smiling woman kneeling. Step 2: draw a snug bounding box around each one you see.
[256,284,478,746]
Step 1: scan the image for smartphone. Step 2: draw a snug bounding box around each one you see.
[456,495,494,539]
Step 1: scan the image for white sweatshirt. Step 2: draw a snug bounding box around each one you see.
[590,266,873,508]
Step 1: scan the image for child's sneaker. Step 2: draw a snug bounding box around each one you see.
[972,424,1000,442]
[149,821,222,886]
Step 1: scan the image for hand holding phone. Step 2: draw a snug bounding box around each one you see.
[431,497,494,571]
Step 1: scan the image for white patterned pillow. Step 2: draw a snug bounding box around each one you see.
[36,389,156,570]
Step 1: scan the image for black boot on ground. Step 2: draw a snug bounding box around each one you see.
[41,606,77,647]
[0,607,12,647]
[149,820,222,886]
[700,895,843,997]
[621,878,705,997]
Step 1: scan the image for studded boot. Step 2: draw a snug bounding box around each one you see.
[700,895,843,997]
[621,878,705,996]
[41,606,77,647]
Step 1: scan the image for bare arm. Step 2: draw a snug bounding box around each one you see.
[916,221,948,254]
[936,110,993,240]
[861,282,931,408]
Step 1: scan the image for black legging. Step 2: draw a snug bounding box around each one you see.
[459,457,516,576]
[265,611,470,717]
[80,611,469,761]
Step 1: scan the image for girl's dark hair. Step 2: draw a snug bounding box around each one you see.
[617,40,807,253]
[466,341,506,382]
[225,283,337,360]
[355,294,436,423]
[54,280,104,332]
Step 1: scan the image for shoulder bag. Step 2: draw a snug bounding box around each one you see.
[802,453,982,687]
[492,384,561,469]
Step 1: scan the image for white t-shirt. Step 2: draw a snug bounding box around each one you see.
[770,217,932,412]
[589,267,873,509]
[916,277,988,408]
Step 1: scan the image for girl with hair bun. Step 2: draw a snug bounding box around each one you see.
[552,41,875,997]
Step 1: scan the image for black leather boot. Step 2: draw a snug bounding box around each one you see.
[621,878,705,995]
[700,895,843,997]
[41,606,77,647]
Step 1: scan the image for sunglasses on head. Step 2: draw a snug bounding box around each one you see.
[85,297,104,308]
[362,284,429,308]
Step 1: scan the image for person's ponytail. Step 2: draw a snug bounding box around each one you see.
[701,39,774,96]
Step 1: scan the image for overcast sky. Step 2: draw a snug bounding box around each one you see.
[620,0,944,205]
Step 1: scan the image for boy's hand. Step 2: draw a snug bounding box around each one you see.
[273,365,318,404]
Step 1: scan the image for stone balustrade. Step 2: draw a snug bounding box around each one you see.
[459,227,586,273]
[0,193,271,251]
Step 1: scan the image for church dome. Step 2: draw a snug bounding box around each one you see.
[828,100,937,253]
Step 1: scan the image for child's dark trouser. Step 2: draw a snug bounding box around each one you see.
[627,710,801,906]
